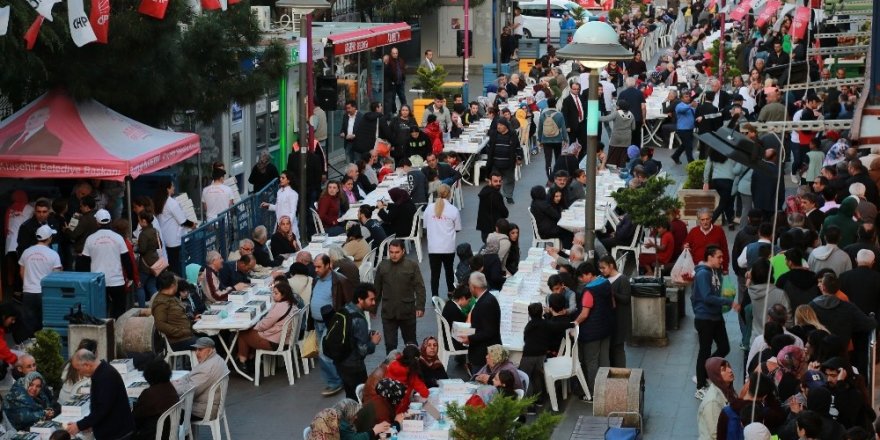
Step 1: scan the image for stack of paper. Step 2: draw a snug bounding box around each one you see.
[234,307,256,320]
[30,420,63,439]
[126,381,150,398]
[11,432,40,440]
[451,321,474,338]
[246,300,267,313]
[174,194,199,224]
[209,301,232,311]
[201,310,222,321]
[228,291,248,304]
[61,395,90,417]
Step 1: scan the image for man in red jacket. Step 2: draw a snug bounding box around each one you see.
[684,208,730,273]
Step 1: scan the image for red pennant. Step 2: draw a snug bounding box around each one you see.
[755,0,780,27]
[138,0,170,18]
[789,6,810,39]
[89,0,110,43]
[23,16,44,50]
[201,0,221,10]
[729,0,751,22]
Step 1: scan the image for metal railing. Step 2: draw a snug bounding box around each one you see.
[179,178,279,273]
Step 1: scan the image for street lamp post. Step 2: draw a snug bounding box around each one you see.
[276,0,330,240]
[557,21,631,253]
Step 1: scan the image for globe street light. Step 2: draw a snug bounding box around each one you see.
[276,0,330,240]
[557,21,632,253]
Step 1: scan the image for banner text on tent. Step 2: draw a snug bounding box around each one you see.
[0,162,121,176]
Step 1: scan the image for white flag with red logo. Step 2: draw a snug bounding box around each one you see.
[68,0,97,46]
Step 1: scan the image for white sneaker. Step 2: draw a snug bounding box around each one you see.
[691,375,697,385]
[790,174,799,184]
[694,387,707,400]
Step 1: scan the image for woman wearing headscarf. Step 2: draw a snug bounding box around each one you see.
[471,345,523,390]
[4,371,54,431]
[248,150,280,193]
[356,351,400,431]
[599,100,636,168]
[270,215,299,257]
[775,345,805,404]
[306,408,340,440]
[418,336,449,388]
[697,357,736,440]
[334,399,391,440]
[377,187,417,238]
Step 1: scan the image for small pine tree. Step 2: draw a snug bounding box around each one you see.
[610,176,682,275]
[415,65,448,97]
[445,395,562,440]
[28,329,65,396]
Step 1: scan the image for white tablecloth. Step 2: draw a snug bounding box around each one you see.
[557,172,625,233]
[339,174,409,221]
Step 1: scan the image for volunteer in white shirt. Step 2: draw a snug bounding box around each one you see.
[155,181,195,277]
[201,168,235,220]
[17,224,61,338]
[261,170,299,234]
[83,209,134,319]
[423,184,461,298]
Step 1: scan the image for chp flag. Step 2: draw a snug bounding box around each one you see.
[69,0,97,46]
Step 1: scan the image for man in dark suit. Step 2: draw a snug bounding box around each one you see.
[562,82,588,151]
[339,99,363,164]
[461,272,501,375]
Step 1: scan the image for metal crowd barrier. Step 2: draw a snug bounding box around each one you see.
[179,178,279,273]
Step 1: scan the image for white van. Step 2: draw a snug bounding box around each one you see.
[517,0,593,40]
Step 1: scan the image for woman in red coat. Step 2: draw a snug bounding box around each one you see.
[316,181,347,236]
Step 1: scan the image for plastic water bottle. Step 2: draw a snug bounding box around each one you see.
[438,409,447,428]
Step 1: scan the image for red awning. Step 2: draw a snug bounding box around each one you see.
[330,22,411,56]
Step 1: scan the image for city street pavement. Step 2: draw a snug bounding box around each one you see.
[208,138,755,439]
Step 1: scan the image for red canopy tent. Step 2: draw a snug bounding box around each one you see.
[0,90,200,181]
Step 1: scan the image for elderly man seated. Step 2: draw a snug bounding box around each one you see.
[219,254,254,292]
[173,337,229,421]
[226,239,255,262]
[251,225,280,267]
[201,250,231,303]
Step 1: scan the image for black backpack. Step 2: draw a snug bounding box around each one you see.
[322,308,354,363]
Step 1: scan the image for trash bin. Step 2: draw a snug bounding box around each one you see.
[630,277,667,346]
[593,367,645,428]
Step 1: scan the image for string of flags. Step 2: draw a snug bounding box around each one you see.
[0,0,239,50]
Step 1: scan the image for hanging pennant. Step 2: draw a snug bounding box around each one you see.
[89,0,110,43]
[139,0,170,19]
[23,15,44,50]
[68,0,97,46]
[754,0,779,27]
[200,0,222,11]
[26,0,60,21]
[789,6,810,39]
[729,0,751,21]
[0,6,9,36]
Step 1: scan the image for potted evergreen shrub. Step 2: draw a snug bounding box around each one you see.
[28,329,65,396]
[445,395,562,440]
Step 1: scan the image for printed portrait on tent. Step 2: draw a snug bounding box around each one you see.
[0,106,62,156]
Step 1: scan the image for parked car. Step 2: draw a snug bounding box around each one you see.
[518,0,594,40]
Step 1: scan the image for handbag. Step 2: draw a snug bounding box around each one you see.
[301,330,319,358]
[374,120,392,157]
[150,258,170,276]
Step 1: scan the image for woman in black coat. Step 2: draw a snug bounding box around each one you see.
[378,187,417,238]
[389,105,420,162]
[529,185,562,240]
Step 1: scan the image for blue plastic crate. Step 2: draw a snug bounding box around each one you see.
[41,272,107,332]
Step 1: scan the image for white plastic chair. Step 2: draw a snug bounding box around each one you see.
[544,327,589,412]
[376,234,397,263]
[163,334,197,370]
[155,396,186,440]
[179,386,196,440]
[310,208,326,235]
[356,383,365,404]
[431,296,446,312]
[611,224,643,263]
[255,310,300,386]
[450,179,464,210]
[434,308,467,370]
[191,372,231,440]
[359,248,377,283]
[397,207,425,262]
[295,306,315,377]
[527,207,561,249]
[514,389,525,400]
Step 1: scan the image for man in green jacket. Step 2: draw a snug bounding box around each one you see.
[373,239,426,354]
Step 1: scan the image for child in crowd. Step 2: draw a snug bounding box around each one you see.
[377,158,395,183]
[493,369,519,399]
[384,345,430,413]
[518,298,575,407]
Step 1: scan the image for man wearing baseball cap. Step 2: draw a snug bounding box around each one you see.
[173,337,228,421]
[82,209,133,318]
[17,224,61,339]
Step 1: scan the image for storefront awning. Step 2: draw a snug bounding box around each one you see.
[318,22,411,57]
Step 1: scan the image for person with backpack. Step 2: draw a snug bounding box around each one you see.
[537,96,569,181]
[323,282,382,400]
